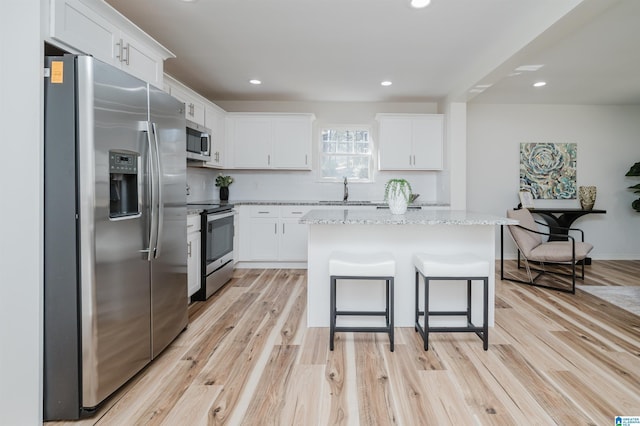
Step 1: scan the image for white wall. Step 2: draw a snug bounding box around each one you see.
[0,0,44,424]
[189,100,445,203]
[468,103,640,259]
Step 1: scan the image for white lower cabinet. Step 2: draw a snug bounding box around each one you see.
[187,214,201,298]
[239,205,311,262]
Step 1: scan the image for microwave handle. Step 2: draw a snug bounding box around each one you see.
[201,133,210,152]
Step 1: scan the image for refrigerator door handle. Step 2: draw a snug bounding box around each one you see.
[151,122,163,258]
[146,121,159,261]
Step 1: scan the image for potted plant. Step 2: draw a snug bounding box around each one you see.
[384,178,412,214]
[215,173,233,201]
[625,162,640,212]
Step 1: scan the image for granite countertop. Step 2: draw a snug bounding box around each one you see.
[217,200,449,207]
[187,200,450,215]
[299,209,517,225]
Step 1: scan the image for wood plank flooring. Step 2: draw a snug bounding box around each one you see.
[47,260,640,425]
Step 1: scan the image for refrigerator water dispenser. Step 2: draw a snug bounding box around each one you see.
[109,151,139,218]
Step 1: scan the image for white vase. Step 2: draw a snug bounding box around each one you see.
[388,194,408,215]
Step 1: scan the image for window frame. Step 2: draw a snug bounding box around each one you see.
[317,124,374,183]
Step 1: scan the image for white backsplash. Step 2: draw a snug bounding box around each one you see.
[187,166,441,203]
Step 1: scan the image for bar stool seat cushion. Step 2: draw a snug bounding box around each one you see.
[413,253,489,277]
[329,251,396,277]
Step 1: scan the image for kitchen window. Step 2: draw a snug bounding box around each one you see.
[320,126,372,182]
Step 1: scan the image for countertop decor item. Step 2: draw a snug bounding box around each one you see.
[625,162,640,212]
[578,185,596,210]
[215,173,233,201]
[384,178,412,215]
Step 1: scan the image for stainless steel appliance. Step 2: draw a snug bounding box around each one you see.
[43,55,188,420]
[187,203,235,299]
[186,119,211,162]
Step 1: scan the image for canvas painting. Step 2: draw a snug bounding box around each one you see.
[520,143,577,199]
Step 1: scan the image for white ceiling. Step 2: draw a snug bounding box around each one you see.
[104,0,640,105]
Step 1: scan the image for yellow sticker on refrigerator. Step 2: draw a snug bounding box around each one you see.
[51,61,64,84]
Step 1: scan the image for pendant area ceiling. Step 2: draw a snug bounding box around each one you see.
[104,0,640,105]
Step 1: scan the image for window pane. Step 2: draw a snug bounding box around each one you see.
[321,127,371,181]
[321,155,370,180]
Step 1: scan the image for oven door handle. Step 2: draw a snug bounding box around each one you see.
[207,211,235,222]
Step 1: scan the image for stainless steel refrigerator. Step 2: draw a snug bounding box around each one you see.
[43,55,188,420]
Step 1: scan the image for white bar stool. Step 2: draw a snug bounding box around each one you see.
[414,252,490,351]
[329,251,396,352]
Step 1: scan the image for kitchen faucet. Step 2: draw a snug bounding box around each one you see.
[343,176,348,202]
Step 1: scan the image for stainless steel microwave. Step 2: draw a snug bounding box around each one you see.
[186,119,211,162]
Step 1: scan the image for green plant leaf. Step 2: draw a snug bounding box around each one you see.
[625,162,640,176]
[384,179,412,202]
[632,198,640,212]
[629,183,640,189]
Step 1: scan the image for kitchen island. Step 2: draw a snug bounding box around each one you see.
[300,209,516,328]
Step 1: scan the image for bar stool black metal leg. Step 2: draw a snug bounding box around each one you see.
[389,278,394,352]
[330,276,336,351]
[414,270,419,332]
[467,279,472,326]
[483,277,489,351]
[424,276,430,351]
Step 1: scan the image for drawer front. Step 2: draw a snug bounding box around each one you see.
[280,206,311,218]
[250,206,279,218]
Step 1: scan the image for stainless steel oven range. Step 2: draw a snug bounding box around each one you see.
[188,203,235,299]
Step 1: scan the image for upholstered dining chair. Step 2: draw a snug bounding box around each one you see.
[501,208,594,293]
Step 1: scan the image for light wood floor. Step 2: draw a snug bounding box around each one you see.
[48,260,640,425]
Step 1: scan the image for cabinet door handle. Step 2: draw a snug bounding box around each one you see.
[282,223,285,233]
[187,241,192,257]
[268,154,271,165]
[305,154,308,165]
[274,223,277,234]
[116,39,123,62]
[257,211,270,214]
[413,155,416,166]
[123,42,130,65]
[409,155,412,165]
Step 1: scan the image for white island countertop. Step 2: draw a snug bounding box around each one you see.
[300,209,517,226]
[303,208,516,329]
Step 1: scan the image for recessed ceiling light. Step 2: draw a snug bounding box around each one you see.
[410,0,431,8]
[381,81,393,87]
[533,81,547,87]
[515,64,544,72]
[249,79,262,85]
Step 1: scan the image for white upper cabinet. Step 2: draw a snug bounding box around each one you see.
[272,117,313,169]
[163,75,228,169]
[204,104,226,168]
[229,115,273,168]
[167,82,206,126]
[377,113,444,170]
[49,0,173,87]
[228,113,315,170]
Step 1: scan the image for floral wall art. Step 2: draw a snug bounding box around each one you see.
[520,142,577,199]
